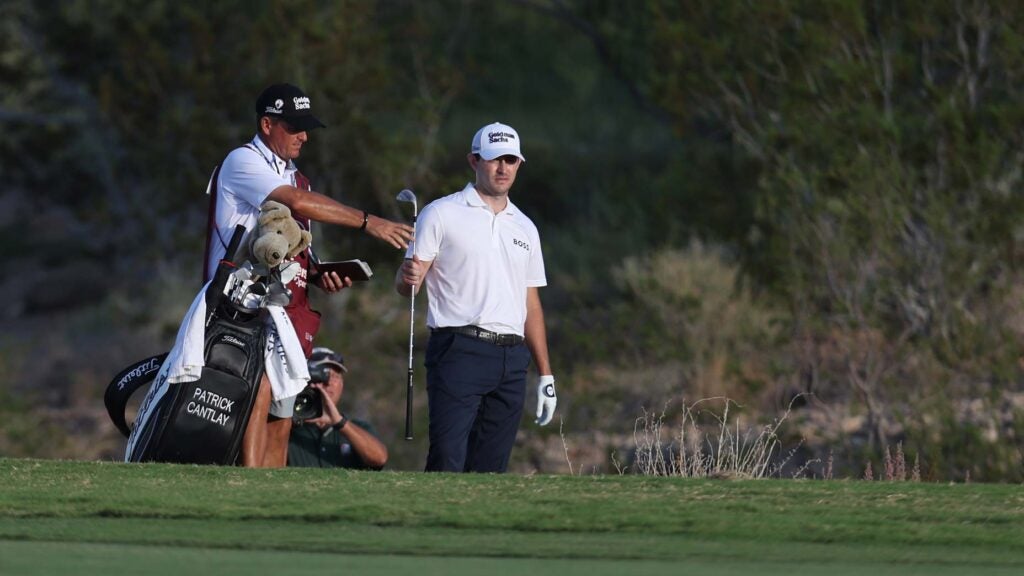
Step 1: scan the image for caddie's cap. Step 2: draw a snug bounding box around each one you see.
[471,122,526,162]
[255,83,326,132]
[309,346,347,373]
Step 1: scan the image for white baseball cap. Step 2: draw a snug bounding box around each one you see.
[471,122,526,162]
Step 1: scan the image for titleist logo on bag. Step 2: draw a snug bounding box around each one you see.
[116,357,163,391]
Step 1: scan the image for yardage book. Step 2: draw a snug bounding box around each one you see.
[314,259,373,281]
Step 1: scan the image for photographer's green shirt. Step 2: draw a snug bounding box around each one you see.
[287,418,381,469]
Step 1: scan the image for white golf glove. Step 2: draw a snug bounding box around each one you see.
[535,375,557,426]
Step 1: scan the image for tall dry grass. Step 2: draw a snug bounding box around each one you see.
[631,397,798,478]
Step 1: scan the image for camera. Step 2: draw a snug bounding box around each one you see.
[292,386,322,420]
[292,364,330,421]
[308,363,331,385]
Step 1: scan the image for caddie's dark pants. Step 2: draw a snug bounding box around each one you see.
[424,331,531,473]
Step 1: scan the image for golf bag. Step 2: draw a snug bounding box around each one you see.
[105,225,267,465]
[124,313,264,465]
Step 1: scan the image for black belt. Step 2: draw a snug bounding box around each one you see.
[433,325,524,346]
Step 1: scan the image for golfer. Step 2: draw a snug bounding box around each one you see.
[395,121,558,473]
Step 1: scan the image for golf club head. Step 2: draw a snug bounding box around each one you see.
[396,188,418,216]
[263,280,292,308]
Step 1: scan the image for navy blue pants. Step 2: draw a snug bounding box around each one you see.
[424,331,531,473]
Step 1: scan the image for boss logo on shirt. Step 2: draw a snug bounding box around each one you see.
[513,238,529,251]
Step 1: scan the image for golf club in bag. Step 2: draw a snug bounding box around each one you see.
[397,188,417,440]
[106,224,269,465]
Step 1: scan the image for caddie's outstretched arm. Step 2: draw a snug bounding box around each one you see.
[268,185,413,249]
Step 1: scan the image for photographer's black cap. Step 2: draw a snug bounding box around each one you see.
[255,83,326,132]
[309,346,346,373]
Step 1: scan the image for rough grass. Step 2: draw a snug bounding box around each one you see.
[632,397,795,478]
[1,458,1023,575]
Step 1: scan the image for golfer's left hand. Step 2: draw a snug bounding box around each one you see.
[535,375,557,426]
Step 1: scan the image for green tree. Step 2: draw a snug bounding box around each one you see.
[576,0,1024,466]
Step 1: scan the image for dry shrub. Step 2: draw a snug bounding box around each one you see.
[862,443,923,482]
[631,397,798,479]
[614,242,783,403]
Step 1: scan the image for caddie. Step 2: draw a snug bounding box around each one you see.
[206,83,413,467]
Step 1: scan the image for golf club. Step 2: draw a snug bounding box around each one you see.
[396,188,418,440]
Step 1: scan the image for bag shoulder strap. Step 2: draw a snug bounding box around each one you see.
[104,353,169,438]
[202,163,224,284]
[204,143,288,284]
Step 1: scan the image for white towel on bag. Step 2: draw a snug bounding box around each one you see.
[263,305,310,401]
[164,283,210,384]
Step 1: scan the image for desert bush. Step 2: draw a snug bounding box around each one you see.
[631,397,797,479]
[615,241,784,401]
[899,394,1024,483]
[541,244,793,474]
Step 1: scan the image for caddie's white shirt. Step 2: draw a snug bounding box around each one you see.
[205,136,298,279]
[407,183,546,336]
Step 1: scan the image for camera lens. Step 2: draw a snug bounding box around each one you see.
[292,385,323,420]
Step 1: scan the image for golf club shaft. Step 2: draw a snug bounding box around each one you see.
[405,368,414,440]
[404,210,417,440]
[405,275,415,440]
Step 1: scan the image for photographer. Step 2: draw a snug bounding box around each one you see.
[287,347,388,470]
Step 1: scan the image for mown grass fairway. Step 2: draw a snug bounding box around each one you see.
[1,458,1022,575]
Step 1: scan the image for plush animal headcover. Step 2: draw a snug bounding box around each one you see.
[236,201,312,269]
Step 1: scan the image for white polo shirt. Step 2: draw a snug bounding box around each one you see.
[205,136,297,280]
[408,183,547,336]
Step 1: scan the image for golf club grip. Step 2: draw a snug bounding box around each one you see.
[205,224,246,319]
[405,369,414,440]
[225,224,245,262]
